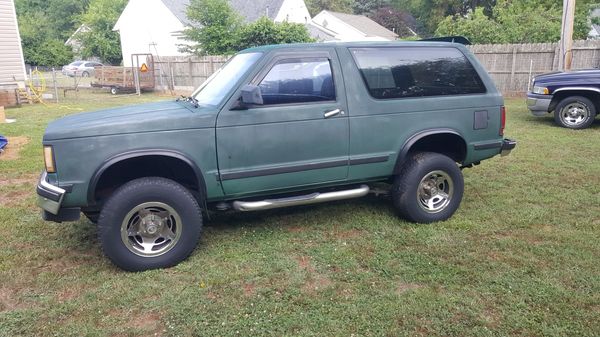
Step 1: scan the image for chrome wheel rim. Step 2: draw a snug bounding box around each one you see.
[560,102,589,127]
[120,202,182,257]
[417,170,454,214]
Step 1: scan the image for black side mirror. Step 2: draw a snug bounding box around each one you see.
[241,85,263,105]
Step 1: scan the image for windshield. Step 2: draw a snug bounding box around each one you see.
[192,52,262,106]
[70,61,84,66]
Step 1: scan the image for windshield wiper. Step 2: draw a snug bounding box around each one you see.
[177,95,199,108]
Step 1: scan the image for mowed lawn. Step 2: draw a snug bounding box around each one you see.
[0,93,599,337]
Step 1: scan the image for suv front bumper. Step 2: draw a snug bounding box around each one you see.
[37,172,80,222]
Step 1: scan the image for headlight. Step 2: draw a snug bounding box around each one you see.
[44,146,56,173]
[533,86,549,95]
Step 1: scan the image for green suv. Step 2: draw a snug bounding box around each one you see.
[37,42,516,271]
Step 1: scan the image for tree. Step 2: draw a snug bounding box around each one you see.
[183,0,315,55]
[435,7,502,44]
[435,0,593,44]
[79,0,127,64]
[304,0,354,16]
[390,0,496,35]
[369,6,421,37]
[238,17,314,50]
[15,0,87,66]
[181,0,244,55]
[353,0,388,15]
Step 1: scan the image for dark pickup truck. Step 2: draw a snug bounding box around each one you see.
[527,70,600,129]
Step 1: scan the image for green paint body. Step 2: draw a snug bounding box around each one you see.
[42,42,506,208]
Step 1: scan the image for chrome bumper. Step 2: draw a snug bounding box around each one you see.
[36,171,66,215]
[526,94,552,116]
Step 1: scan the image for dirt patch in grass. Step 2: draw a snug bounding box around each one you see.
[243,283,256,297]
[0,287,26,312]
[396,282,423,295]
[0,136,29,160]
[0,189,31,207]
[295,255,332,294]
[0,173,38,187]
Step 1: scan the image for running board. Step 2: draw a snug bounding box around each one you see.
[232,185,370,212]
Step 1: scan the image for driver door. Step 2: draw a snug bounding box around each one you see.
[216,49,349,197]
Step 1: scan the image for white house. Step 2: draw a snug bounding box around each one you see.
[311,10,398,41]
[0,0,27,107]
[114,0,312,66]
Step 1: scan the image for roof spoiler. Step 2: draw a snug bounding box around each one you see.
[420,36,471,45]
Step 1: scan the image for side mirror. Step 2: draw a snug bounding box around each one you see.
[241,85,263,105]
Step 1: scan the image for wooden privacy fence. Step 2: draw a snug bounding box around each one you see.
[469,40,600,96]
[150,40,600,95]
[152,55,229,90]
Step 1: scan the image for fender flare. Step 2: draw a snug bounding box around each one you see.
[88,149,208,206]
[393,128,466,174]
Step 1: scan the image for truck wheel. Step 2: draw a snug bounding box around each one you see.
[98,177,203,271]
[392,152,464,223]
[554,96,596,129]
[110,87,118,95]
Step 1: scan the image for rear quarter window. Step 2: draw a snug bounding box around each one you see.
[350,47,486,99]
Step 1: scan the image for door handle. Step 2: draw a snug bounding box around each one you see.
[324,108,343,118]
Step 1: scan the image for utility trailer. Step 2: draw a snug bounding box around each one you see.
[91,54,155,95]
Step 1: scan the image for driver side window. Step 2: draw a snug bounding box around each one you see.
[259,58,335,105]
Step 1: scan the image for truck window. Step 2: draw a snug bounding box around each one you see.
[350,47,486,99]
[258,59,335,105]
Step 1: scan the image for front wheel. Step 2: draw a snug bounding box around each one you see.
[554,96,596,129]
[392,152,464,223]
[98,177,203,271]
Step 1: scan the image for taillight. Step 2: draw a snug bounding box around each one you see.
[499,106,506,136]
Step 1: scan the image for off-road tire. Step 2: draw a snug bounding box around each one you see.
[98,177,203,271]
[392,152,464,223]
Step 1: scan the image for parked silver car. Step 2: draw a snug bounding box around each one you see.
[62,61,104,77]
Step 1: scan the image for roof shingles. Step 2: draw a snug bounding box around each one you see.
[160,0,285,25]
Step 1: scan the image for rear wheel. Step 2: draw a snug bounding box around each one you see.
[82,71,90,78]
[392,152,464,223]
[110,87,118,95]
[98,177,203,271]
[554,96,596,129]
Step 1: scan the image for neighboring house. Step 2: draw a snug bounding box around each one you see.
[589,24,600,40]
[65,24,91,56]
[311,10,398,42]
[0,0,27,107]
[114,0,312,66]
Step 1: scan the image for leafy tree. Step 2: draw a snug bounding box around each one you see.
[390,0,496,35]
[435,0,593,44]
[353,0,388,15]
[79,0,127,64]
[435,7,502,44]
[181,0,244,55]
[183,0,315,55]
[304,0,354,16]
[15,0,88,66]
[238,17,314,50]
[369,6,421,37]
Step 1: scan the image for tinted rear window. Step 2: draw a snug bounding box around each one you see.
[350,47,486,99]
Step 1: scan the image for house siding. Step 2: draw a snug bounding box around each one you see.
[0,0,26,89]
[114,0,188,66]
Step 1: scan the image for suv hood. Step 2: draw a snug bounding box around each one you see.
[44,100,218,141]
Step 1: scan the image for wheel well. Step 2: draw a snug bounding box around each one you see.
[406,133,467,164]
[92,155,201,205]
[550,90,600,112]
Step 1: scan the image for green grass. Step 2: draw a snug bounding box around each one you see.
[1,95,599,336]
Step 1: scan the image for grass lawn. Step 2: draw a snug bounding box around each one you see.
[0,93,599,336]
